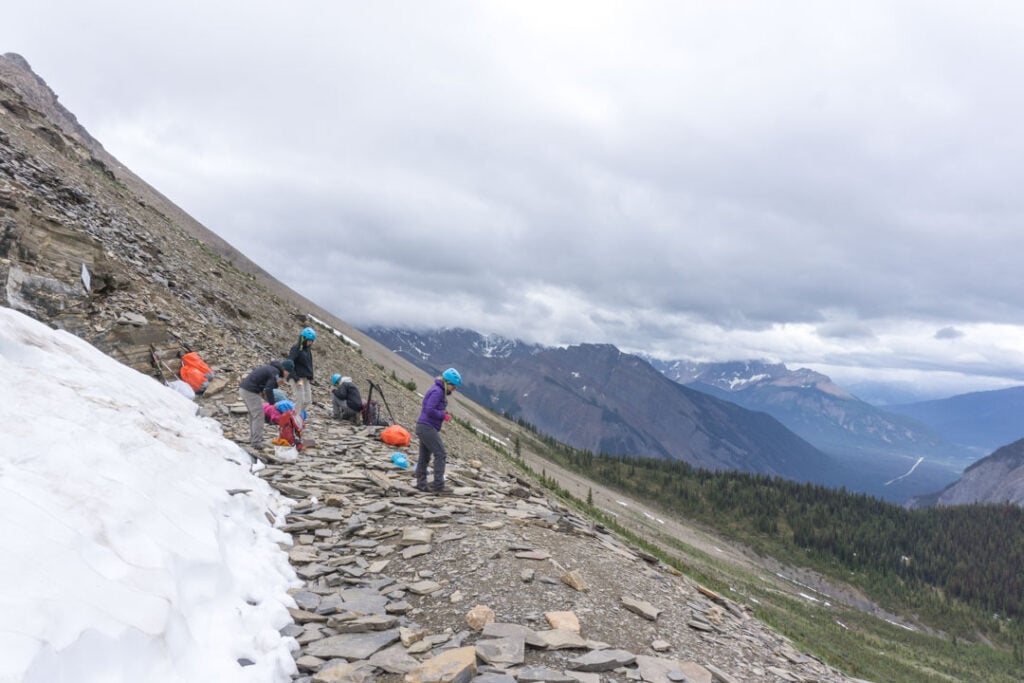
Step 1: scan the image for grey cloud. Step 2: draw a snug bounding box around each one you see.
[10,2,1024,393]
[934,326,965,340]
[817,322,877,340]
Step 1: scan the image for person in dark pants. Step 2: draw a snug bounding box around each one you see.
[239,359,293,452]
[288,327,316,419]
[330,374,363,423]
[414,367,461,494]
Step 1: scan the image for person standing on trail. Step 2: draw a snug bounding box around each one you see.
[239,359,293,453]
[414,367,461,494]
[288,327,316,419]
[330,374,363,423]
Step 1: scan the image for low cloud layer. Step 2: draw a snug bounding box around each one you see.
[7,2,1024,398]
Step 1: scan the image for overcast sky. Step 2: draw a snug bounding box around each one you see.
[7,1,1024,400]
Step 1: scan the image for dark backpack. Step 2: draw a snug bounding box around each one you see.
[361,399,389,427]
[361,381,396,427]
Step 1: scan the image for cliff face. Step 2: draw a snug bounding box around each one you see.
[927,439,1024,507]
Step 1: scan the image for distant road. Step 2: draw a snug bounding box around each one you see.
[885,456,925,486]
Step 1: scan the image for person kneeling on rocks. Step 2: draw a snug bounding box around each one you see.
[330,374,363,423]
[414,367,461,494]
[239,358,293,453]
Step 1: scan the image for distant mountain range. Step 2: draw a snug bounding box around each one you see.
[886,386,1024,451]
[363,328,986,502]
[365,327,834,482]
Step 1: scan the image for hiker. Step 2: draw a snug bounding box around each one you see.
[288,327,316,419]
[239,358,293,453]
[414,367,461,494]
[330,374,363,423]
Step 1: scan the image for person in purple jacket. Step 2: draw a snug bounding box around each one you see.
[414,367,462,493]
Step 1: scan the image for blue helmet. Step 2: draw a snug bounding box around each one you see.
[331,373,341,386]
[301,327,317,341]
[442,368,462,386]
[276,400,294,413]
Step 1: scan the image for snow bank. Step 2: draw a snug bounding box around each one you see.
[0,308,300,682]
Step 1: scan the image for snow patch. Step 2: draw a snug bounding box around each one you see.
[0,307,300,682]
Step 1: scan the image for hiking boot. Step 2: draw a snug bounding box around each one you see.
[430,483,454,495]
[414,480,430,493]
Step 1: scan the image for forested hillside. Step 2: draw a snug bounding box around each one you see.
[512,417,1024,640]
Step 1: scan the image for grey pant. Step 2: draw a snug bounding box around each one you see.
[289,378,312,418]
[415,422,447,486]
[332,394,359,422]
[239,388,265,447]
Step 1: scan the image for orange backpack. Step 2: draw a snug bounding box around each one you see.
[381,424,411,447]
[179,352,214,393]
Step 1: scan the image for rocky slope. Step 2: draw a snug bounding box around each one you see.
[211,401,862,683]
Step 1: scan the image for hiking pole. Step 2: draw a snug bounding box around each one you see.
[371,381,398,425]
[150,346,171,385]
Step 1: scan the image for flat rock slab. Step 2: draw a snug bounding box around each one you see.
[312,661,377,683]
[475,635,525,665]
[401,528,434,545]
[404,645,477,683]
[569,649,637,672]
[545,611,581,633]
[515,550,551,560]
[290,546,321,563]
[561,570,589,592]
[535,629,589,650]
[516,666,577,683]
[329,614,399,633]
[311,507,348,521]
[305,629,401,660]
[622,596,661,621]
[369,643,422,674]
[635,655,712,683]
[402,544,433,559]
[482,622,545,648]
[408,580,443,595]
[473,674,516,683]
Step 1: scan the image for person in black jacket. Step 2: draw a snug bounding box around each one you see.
[239,359,293,452]
[330,375,363,423]
[288,327,316,419]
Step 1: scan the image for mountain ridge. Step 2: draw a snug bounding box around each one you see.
[367,326,836,481]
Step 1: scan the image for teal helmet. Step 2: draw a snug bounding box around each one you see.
[276,400,294,412]
[330,373,341,386]
[301,327,317,340]
[442,368,462,386]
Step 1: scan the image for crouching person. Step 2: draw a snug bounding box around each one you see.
[239,358,293,453]
[330,374,363,423]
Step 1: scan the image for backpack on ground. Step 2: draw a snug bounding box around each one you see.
[361,381,396,427]
[179,352,215,394]
[381,424,411,447]
[362,399,388,427]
